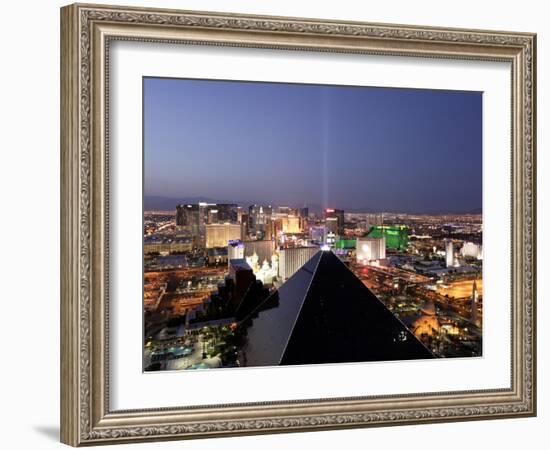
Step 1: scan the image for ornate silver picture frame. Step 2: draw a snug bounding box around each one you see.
[60,3,536,446]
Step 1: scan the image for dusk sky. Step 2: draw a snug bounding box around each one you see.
[143,77,482,213]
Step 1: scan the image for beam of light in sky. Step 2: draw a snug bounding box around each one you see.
[321,87,330,210]
[143,77,482,214]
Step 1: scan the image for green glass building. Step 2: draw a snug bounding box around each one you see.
[334,239,357,250]
[366,225,409,252]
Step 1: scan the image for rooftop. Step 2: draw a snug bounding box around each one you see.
[238,250,434,367]
[229,259,253,272]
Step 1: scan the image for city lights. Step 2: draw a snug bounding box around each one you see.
[142,77,483,371]
[144,204,483,371]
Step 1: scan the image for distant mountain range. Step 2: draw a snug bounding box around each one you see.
[144,196,223,211]
[346,206,483,215]
[144,195,481,215]
[144,196,316,211]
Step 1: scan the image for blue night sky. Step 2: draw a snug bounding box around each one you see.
[143,77,482,213]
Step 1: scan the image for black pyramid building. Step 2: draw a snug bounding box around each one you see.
[237,250,434,367]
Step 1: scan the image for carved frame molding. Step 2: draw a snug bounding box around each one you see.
[60,3,536,446]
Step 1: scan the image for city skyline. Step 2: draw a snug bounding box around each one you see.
[143,77,483,371]
[144,77,482,213]
[143,195,482,215]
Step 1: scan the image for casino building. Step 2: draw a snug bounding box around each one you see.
[237,250,434,366]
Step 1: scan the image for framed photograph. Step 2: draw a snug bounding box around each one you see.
[60,3,536,446]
